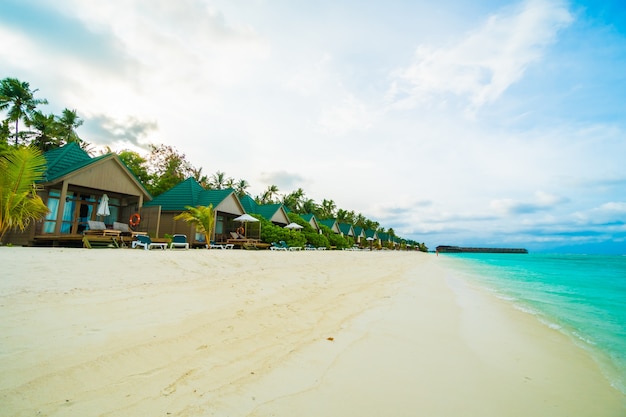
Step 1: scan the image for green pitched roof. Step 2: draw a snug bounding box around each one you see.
[300,213,320,229]
[239,194,258,213]
[144,178,240,212]
[319,219,337,228]
[197,188,236,208]
[238,195,287,222]
[365,229,378,238]
[300,213,315,222]
[43,142,107,182]
[144,178,205,210]
[338,222,353,235]
[255,203,283,220]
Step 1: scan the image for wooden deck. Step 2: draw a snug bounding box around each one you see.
[34,234,134,248]
[33,235,272,249]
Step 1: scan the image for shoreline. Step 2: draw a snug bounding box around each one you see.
[1,248,624,416]
[439,253,626,397]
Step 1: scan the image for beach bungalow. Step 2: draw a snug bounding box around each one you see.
[299,213,321,232]
[338,222,355,239]
[377,232,395,249]
[239,195,290,226]
[4,143,152,247]
[142,178,246,245]
[318,219,341,234]
[363,229,378,249]
[353,226,366,245]
[364,229,379,248]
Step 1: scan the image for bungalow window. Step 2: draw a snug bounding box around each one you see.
[43,190,61,233]
[216,215,224,234]
[43,190,84,234]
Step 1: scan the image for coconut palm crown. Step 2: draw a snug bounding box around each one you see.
[173,204,215,248]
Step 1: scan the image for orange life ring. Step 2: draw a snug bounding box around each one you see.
[129,213,141,227]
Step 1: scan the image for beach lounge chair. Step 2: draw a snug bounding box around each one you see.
[210,241,235,249]
[113,221,147,247]
[134,234,167,250]
[83,221,121,248]
[280,240,302,251]
[170,234,189,250]
[230,231,250,240]
[85,220,107,234]
[114,221,146,236]
[270,242,288,251]
[227,231,259,247]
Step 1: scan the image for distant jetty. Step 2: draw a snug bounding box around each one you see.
[436,245,528,254]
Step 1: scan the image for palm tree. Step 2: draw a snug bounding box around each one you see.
[0,146,49,243]
[190,166,211,189]
[234,179,250,196]
[260,184,279,204]
[0,120,11,147]
[210,171,230,190]
[56,108,83,146]
[173,205,215,249]
[27,110,60,151]
[320,199,336,219]
[0,78,48,145]
[301,198,318,214]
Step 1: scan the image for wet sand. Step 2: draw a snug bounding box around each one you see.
[0,248,624,416]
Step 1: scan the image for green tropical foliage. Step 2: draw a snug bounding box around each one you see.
[233,179,250,196]
[0,78,49,145]
[173,205,215,248]
[209,170,230,190]
[0,121,11,154]
[0,146,49,243]
[56,108,84,146]
[146,144,193,196]
[257,184,279,204]
[27,110,59,151]
[117,150,152,186]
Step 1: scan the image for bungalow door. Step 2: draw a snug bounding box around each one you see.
[72,198,95,234]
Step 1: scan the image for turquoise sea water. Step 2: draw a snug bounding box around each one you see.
[439,253,626,395]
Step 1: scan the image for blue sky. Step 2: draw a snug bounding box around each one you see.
[1,0,625,253]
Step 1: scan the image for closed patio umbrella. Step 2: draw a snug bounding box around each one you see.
[96,194,110,218]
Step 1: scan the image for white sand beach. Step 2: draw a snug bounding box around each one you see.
[1,248,624,416]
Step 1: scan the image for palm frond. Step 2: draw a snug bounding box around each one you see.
[0,146,49,241]
[173,204,215,246]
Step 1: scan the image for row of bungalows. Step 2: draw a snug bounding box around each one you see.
[140,178,297,246]
[5,143,403,248]
[317,218,397,248]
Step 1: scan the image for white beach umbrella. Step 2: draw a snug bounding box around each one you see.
[233,213,260,238]
[233,213,258,222]
[96,194,110,218]
[284,222,304,230]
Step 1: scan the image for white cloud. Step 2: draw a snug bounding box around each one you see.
[574,202,626,225]
[388,0,573,113]
[490,191,568,215]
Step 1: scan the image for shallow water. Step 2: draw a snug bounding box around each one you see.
[440,253,626,394]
